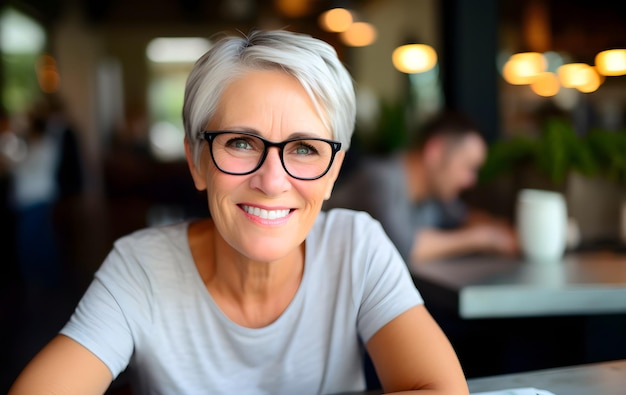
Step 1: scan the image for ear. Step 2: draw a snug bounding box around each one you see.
[184,137,207,191]
[323,150,345,200]
[422,136,445,166]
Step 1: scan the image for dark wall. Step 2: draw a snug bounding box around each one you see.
[440,0,500,143]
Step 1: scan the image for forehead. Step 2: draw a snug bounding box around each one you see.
[211,70,330,136]
[219,69,308,107]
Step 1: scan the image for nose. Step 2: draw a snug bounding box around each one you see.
[248,147,292,195]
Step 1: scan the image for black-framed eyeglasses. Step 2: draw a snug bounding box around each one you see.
[198,131,342,181]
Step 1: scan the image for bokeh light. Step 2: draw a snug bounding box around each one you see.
[392,44,437,74]
[595,49,626,76]
[502,52,547,85]
[530,72,560,97]
[340,22,377,47]
[318,8,353,33]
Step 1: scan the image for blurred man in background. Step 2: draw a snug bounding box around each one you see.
[325,109,518,268]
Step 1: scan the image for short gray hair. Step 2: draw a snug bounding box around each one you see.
[182,29,356,166]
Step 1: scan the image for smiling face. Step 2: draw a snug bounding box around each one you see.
[186,69,344,263]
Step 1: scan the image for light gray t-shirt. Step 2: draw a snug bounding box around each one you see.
[61,208,422,395]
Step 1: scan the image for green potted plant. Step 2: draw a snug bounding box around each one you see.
[478,116,626,186]
[478,116,626,243]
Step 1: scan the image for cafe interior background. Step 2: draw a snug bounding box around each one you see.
[1,0,626,391]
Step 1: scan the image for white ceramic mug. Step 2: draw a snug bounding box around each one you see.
[516,189,568,263]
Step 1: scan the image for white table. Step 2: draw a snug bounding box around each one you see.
[467,359,626,394]
[411,251,626,319]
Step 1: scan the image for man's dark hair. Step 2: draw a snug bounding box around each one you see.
[411,109,483,150]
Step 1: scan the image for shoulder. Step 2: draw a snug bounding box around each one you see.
[113,221,189,254]
[99,221,191,281]
[88,221,195,322]
[315,208,383,235]
[315,211,422,342]
[312,208,393,260]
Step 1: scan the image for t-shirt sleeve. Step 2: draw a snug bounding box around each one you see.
[60,241,152,378]
[352,212,423,343]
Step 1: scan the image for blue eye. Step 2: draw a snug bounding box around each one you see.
[292,141,319,156]
[225,137,258,151]
[232,139,252,149]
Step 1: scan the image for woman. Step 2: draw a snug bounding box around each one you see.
[10,29,468,395]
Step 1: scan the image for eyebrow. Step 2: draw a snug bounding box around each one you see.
[220,127,330,141]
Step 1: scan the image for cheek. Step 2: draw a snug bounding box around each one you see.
[204,167,237,204]
[439,161,457,182]
[206,170,242,198]
[458,166,477,187]
[440,162,467,189]
[293,181,328,206]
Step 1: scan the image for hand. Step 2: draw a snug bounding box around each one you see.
[467,223,519,256]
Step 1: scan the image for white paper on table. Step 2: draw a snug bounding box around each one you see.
[471,388,556,395]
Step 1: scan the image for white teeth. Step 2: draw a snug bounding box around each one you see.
[242,205,290,219]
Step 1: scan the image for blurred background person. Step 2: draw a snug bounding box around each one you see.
[325,109,519,267]
[1,96,87,395]
[8,96,85,289]
[9,100,63,288]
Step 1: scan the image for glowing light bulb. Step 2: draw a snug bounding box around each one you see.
[557,63,590,88]
[502,52,547,85]
[530,72,560,97]
[340,22,376,47]
[595,49,626,76]
[318,8,353,32]
[392,44,437,74]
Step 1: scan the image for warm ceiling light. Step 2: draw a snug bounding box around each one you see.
[318,8,353,32]
[392,44,437,74]
[575,67,604,93]
[502,52,546,85]
[557,63,591,88]
[595,49,626,76]
[274,0,312,18]
[530,72,559,97]
[340,22,377,47]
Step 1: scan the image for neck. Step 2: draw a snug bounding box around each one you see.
[215,240,304,299]
[189,219,304,327]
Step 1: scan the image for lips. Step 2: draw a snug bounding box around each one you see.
[240,204,292,220]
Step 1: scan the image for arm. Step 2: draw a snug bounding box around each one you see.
[366,305,468,394]
[10,240,148,395]
[9,335,112,395]
[410,210,518,264]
